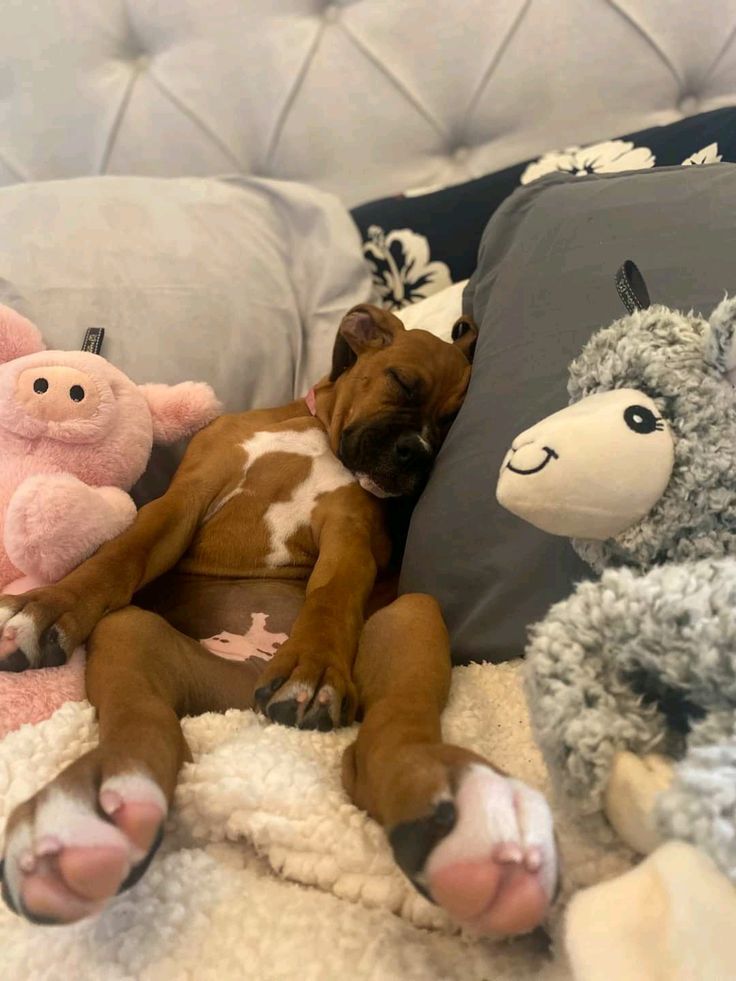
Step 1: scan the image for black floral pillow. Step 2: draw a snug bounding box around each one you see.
[351,107,736,309]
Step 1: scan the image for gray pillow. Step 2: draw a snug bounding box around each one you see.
[0,174,371,501]
[400,163,736,663]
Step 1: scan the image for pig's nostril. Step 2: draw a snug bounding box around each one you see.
[33,377,49,394]
[69,385,85,402]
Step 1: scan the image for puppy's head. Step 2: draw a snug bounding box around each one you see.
[327,303,476,499]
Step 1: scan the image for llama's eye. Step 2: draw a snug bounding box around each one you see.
[624,404,662,434]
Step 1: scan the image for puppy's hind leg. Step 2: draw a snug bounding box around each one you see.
[343,594,557,936]
[1,606,261,925]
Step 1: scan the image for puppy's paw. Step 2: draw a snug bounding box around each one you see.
[255,644,357,731]
[0,588,79,671]
[390,762,557,936]
[2,753,166,924]
[604,751,674,855]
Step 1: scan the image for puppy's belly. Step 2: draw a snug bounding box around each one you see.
[135,574,303,665]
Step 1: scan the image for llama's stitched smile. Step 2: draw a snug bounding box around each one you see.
[507,446,559,476]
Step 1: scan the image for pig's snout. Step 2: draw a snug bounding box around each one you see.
[16,365,101,422]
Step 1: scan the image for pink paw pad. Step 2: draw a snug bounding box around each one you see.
[0,626,18,657]
[424,764,557,936]
[99,773,167,860]
[57,846,130,902]
[21,861,105,924]
[430,855,550,935]
[2,770,168,925]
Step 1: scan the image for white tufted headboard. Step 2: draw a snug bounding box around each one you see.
[2,0,736,207]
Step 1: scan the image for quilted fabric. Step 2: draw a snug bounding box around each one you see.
[1,0,736,206]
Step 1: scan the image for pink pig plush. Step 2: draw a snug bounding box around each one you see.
[0,304,222,737]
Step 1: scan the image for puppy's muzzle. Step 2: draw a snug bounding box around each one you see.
[393,432,433,469]
[339,422,437,498]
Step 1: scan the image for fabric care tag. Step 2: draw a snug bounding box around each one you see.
[81,327,105,354]
[615,260,651,314]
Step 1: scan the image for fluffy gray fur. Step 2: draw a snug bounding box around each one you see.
[567,303,736,572]
[523,291,736,883]
[653,740,736,881]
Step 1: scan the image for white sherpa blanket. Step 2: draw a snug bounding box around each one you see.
[0,661,630,981]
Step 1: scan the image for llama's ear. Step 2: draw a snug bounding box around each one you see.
[705,294,736,384]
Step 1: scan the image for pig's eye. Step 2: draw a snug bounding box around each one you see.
[69,385,85,403]
[33,378,49,394]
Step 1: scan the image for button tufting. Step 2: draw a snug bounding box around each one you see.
[678,94,699,116]
[323,3,340,23]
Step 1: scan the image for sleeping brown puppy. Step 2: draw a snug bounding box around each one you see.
[0,303,556,934]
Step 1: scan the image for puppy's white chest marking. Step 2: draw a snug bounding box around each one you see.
[210,428,355,566]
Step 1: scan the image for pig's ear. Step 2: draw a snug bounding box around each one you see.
[0,305,45,363]
[138,381,222,444]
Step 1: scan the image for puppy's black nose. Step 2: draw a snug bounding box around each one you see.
[393,432,433,469]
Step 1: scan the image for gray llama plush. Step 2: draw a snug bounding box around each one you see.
[496,262,736,881]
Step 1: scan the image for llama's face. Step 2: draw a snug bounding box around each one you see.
[496,388,675,539]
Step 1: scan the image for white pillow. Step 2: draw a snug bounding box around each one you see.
[396,279,467,340]
[0,174,372,499]
[0,175,371,408]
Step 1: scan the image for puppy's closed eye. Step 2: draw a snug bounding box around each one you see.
[386,368,420,401]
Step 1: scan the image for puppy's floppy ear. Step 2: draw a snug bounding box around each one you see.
[451,315,478,363]
[330,304,404,381]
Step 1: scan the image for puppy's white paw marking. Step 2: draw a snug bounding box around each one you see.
[317,685,335,705]
[98,771,167,861]
[0,602,16,630]
[35,786,129,851]
[3,770,167,922]
[3,820,34,912]
[272,679,314,703]
[0,626,18,657]
[427,764,557,902]
[604,751,674,855]
[99,772,167,814]
[4,785,130,918]
[0,612,40,663]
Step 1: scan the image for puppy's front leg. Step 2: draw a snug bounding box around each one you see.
[343,594,558,937]
[256,486,390,730]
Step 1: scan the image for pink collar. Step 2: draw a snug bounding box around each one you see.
[305,386,317,416]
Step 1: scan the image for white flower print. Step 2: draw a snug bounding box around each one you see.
[403,181,447,197]
[682,142,723,166]
[362,225,452,309]
[521,139,656,185]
